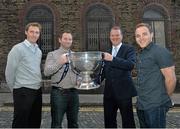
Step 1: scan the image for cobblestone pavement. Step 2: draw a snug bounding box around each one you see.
[0,106,180,128]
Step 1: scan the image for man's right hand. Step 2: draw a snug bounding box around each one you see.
[59,53,68,65]
[103,52,113,61]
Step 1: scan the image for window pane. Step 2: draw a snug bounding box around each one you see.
[40,22,53,55]
[87,21,99,50]
[154,21,165,47]
[143,10,163,19]
[143,9,166,47]
[85,5,114,51]
[26,6,54,58]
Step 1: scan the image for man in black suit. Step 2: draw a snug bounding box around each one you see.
[100,25,137,128]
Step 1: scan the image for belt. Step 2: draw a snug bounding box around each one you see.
[52,86,77,92]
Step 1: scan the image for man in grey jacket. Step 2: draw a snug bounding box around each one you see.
[5,22,42,128]
[44,31,79,128]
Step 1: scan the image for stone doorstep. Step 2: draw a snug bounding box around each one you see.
[1,94,180,108]
[1,81,180,107]
[1,94,104,107]
[0,81,105,94]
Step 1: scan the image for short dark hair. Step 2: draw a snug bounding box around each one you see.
[110,25,123,35]
[25,22,42,32]
[135,23,153,33]
[59,30,72,39]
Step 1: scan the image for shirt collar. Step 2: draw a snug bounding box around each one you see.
[112,42,122,51]
[24,39,38,48]
[59,46,70,53]
[141,42,154,52]
[24,39,38,53]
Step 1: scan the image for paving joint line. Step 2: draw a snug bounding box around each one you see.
[1,106,180,112]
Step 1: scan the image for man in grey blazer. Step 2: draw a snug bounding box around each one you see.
[44,31,79,128]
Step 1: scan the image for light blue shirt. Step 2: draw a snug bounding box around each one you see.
[112,42,122,57]
[5,39,42,91]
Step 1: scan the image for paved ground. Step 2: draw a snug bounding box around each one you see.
[0,106,180,128]
[1,83,180,128]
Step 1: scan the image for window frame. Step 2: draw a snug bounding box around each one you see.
[143,9,167,47]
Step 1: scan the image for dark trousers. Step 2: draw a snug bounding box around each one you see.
[103,97,136,128]
[12,87,42,128]
[51,87,79,128]
[136,101,170,128]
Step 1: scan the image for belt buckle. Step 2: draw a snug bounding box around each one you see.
[58,87,65,92]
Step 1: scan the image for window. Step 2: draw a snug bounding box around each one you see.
[25,5,54,59]
[85,4,115,51]
[143,9,166,47]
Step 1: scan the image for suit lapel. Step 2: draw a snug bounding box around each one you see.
[116,43,124,57]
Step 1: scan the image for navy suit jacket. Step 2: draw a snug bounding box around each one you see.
[102,43,137,100]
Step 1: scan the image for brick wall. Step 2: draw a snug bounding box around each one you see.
[0,0,180,89]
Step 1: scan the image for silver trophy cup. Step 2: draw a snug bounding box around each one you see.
[69,51,103,90]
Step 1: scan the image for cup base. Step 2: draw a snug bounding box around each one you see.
[77,81,100,90]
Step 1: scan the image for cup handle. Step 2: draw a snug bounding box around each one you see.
[101,52,105,59]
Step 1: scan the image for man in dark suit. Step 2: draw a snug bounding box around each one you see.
[100,25,137,128]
